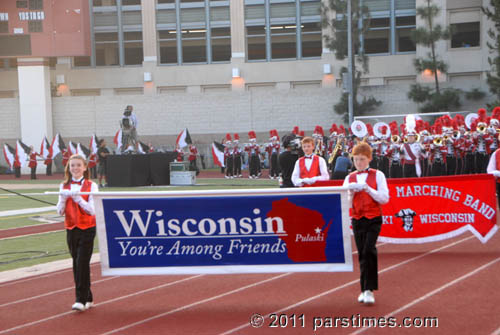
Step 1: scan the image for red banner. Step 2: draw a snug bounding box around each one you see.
[314,174,498,244]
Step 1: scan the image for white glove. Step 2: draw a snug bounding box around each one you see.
[72,195,83,204]
[303,178,314,185]
[493,171,500,178]
[348,183,365,192]
[60,190,71,198]
[295,178,304,186]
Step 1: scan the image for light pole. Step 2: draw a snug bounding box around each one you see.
[347,0,354,125]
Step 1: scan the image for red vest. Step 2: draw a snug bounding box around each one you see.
[348,169,382,219]
[63,180,96,230]
[299,155,320,178]
[29,153,37,168]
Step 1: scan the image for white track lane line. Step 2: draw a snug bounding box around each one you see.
[0,274,204,335]
[0,277,118,308]
[220,235,474,335]
[350,256,500,335]
[0,263,100,288]
[100,273,292,335]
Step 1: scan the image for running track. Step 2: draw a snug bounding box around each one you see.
[1,231,499,335]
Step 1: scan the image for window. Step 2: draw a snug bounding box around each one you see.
[271,25,296,59]
[95,32,119,66]
[28,20,43,33]
[396,16,416,52]
[92,0,117,6]
[124,31,143,65]
[211,27,231,62]
[29,0,43,10]
[74,56,91,67]
[156,0,231,65]
[245,0,321,61]
[16,1,28,9]
[364,18,390,54]
[247,26,266,61]
[301,22,322,58]
[0,22,8,33]
[451,22,480,48]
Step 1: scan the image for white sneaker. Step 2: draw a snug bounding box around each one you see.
[85,302,94,309]
[72,302,85,312]
[357,292,364,303]
[363,290,375,304]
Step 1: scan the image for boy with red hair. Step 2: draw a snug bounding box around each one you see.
[291,136,329,186]
[343,142,389,305]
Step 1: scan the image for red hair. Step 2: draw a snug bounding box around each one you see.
[301,136,314,145]
[352,142,372,160]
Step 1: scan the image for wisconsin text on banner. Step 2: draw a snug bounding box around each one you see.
[315,174,498,244]
[93,188,353,276]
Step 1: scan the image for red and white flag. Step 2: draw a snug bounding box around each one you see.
[16,140,30,168]
[40,136,51,159]
[176,128,192,149]
[3,143,15,169]
[114,129,123,152]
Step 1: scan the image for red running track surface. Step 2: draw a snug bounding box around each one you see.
[0,233,499,335]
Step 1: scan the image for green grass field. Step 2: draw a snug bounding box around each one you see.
[0,177,278,272]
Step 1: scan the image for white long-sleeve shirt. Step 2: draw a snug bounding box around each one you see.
[487,149,500,176]
[56,178,99,216]
[291,155,330,186]
[342,170,390,207]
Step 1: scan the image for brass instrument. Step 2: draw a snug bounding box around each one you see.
[328,139,342,164]
[452,130,461,140]
[477,123,487,133]
[433,137,443,146]
[391,135,400,143]
[314,137,324,155]
[403,137,408,143]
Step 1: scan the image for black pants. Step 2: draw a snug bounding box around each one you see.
[67,227,96,304]
[446,156,456,175]
[30,167,37,180]
[378,157,389,177]
[189,159,199,175]
[390,163,402,178]
[46,163,52,176]
[233,154,242,176]
[15,167,21,178]
[431,161,445,176]
[476,153,488,174]
[249,154,260,177]
[270,153,279,177]
[352,217,382,291]
[90,166,97,179]
[403,164,417,178]
[225,157,233,177]
[464,153,475,174]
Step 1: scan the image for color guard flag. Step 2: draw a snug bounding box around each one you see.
[68,141,77,156]
[137,141,150,154]
[77,143,90,160]
[176,128,192,149]
[114,129,122,152]
[40,136,51,159]
[16,140,30,168]
[3,143,15,169]
[90,134,99,155]
[212,141,225,167]
[50,134,66,158]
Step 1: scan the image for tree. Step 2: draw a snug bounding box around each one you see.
[408,0,461,113]
[321,0,381,122]
[483,0,500,108]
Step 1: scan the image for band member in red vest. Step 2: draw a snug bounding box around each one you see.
[175,145,184,162]
[487,135,500,208]
[28,146,38,180]
[343,142,389,305]
[188,143,200,176]
[57,155,98,312]
[291,136,329,186]
[88,153,98,179]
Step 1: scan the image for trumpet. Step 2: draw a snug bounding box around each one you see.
[433,137,443,146]
[452,130,461,140]
[391,135,400,143]
[477,123,487,133]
